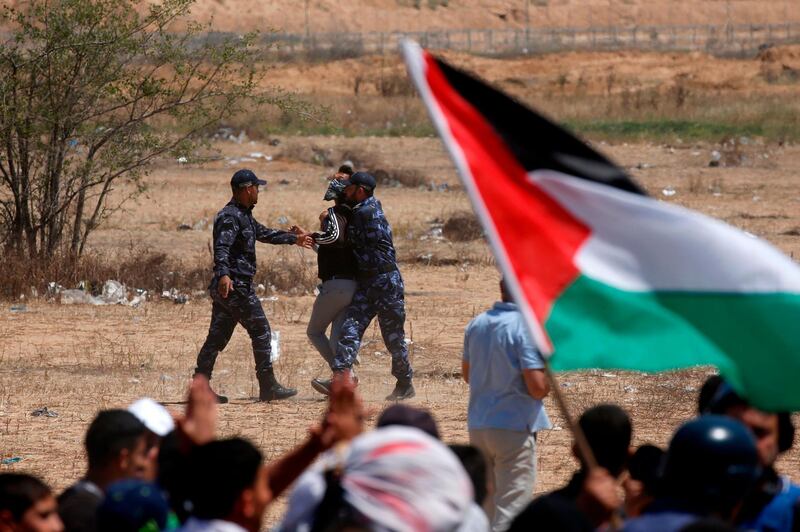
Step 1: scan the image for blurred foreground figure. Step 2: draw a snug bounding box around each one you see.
[179,438,269,532]
[58,410,152,532]
[622,444,665,518]
[96,479,177,532]
[462,279,551,531]
[0,474,63,532]
[700,376,800,531]
[511,404,632,531]
[279,426,474,532]
[623,415,761,531]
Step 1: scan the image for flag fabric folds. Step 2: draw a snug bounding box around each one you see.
[402,40,800,411]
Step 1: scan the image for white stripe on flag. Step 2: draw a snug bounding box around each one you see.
[531,169,800,293]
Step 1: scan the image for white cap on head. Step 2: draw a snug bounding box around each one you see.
[128,398,175,437]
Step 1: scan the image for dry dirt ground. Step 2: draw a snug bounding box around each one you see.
[172,0,800,34]
[7,1,799,36]
[2,133,800,526]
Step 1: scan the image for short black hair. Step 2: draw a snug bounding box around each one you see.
[448,444,488,505]
[187,438,263,521]
[0,473,51,520]
[337,164,354,176]
[85,409,147,470]
[376,405,440,440]
[628,444,665,495]
[578,404,632,477]
[698,375,727,414]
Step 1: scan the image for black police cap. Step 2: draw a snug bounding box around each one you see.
[231,169,267,188]
[341,171,376,190]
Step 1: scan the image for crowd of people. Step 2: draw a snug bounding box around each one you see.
[2,168,798,531]
[2,371,797,531]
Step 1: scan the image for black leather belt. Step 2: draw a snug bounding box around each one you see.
[357,264,398,280]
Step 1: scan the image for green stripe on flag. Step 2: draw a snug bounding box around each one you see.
[547,275,800,411]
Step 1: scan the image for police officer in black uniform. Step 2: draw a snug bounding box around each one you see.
[332,172,415,401]
[195,169,312,403]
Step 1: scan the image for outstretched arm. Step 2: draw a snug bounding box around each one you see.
[255,220,312,248]
[254,220,299,245]
[264,376,363,501]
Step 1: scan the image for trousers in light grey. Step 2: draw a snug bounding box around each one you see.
[469,428,538,532]
[307,279,358,366]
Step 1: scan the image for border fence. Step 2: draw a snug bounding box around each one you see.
[242,22,800,59]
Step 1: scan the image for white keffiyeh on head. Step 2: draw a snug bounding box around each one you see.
[279,426,475,532]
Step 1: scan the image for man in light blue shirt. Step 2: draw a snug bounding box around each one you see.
[462,279,552,531]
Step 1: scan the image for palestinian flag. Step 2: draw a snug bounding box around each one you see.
[402,41,800,411]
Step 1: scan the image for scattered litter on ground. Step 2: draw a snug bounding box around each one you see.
[9,305,26,313]
[601,372,617,378]
[161,288,189,304]
[661,186,677,197]
[256,284,266,294]
[128,378,141,384]
[50,280,146,307]
[177,156,188,164]
[258,295,279,302]
[277,215,289,225]
[624,385,637,393]
[31,407,58,418]
[0,457,22,465]
[160,374,174,383]
[271,330,281,362]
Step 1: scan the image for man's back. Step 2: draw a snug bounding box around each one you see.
[463,302,550,433]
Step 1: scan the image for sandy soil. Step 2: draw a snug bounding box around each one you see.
[2,133,800,527]
[179,0,800,34]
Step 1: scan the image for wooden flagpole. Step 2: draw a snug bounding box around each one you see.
[544,362,598,470]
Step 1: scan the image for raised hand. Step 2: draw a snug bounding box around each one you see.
[175,374,218,450]
[318,372,364,450]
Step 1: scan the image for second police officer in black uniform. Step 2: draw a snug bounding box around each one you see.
[331,171,415,400]
[195,169,312,403]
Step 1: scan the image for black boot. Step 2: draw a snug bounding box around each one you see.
[257,368,297,402]
[194,370,228,404]
[385,379,415,401]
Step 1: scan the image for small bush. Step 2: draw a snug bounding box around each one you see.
[443,211,484,241]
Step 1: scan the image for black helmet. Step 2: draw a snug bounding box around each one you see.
[661,415,760,513]
[323,179,347,201]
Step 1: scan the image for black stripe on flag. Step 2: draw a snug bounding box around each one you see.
[434,57,646,196]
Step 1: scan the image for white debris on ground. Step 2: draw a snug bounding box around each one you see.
[161,288,189,304]
[50,280,148,307]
